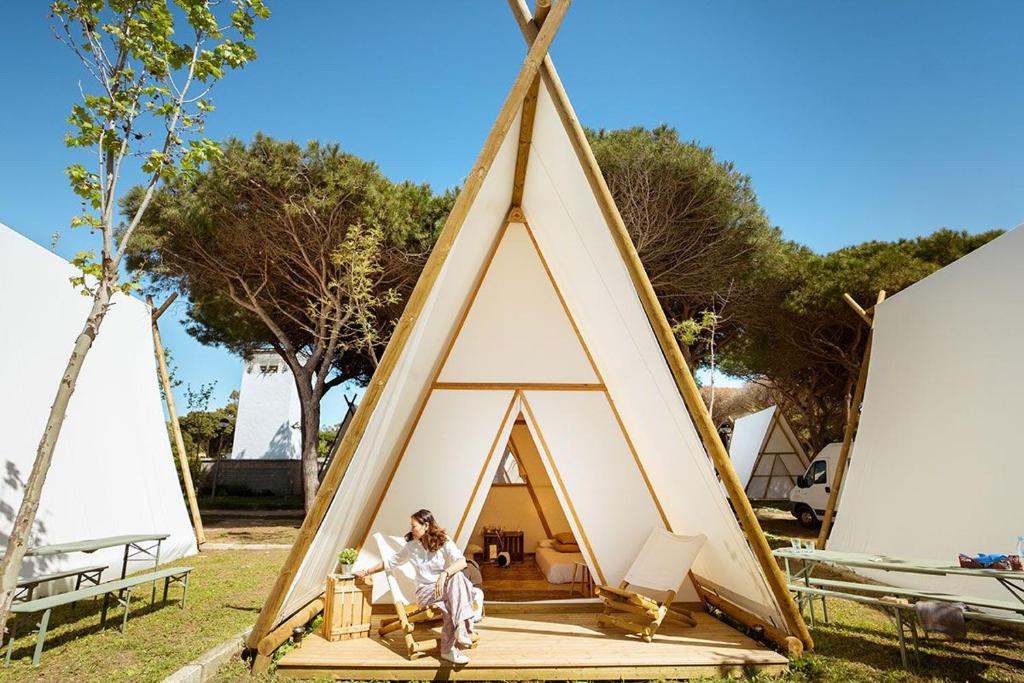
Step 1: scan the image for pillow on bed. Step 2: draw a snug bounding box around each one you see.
[553,532,577,545]
[552,541,580,553]
[537,538,555,548]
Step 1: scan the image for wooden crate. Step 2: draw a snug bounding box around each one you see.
[322,574,372,642]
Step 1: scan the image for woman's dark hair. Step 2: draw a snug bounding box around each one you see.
[406,508,448,552]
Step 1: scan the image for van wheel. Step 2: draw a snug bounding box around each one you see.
[796,506,818,529]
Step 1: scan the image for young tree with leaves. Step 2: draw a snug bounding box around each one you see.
[0,0,268,637]
[124,135,452,509]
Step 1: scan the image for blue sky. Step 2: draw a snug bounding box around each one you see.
[2,1,1022,423]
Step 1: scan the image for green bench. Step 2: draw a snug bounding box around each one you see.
[15,565,106,602]
[5,566,192,667]
[789,577,1024,667]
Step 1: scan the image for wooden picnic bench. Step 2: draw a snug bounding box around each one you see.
[5,566,192,667]
[15,565,106,602]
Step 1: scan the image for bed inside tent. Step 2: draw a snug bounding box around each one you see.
[468,420,585,600]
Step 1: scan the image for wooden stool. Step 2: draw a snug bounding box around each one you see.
[569,562,592,597]
[322,574,372,641]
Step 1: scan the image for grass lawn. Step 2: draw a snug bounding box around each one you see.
[0,548,287,682]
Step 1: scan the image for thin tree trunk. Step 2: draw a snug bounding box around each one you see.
[0,287,111,640]
[708,322,717,418]
[297,391,321,513]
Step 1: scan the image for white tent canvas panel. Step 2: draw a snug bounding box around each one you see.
[828,226,1024,602]
[729,405,809,501]
[265,81,790,635]
[0,225,198,591]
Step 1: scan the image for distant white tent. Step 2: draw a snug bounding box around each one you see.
[247,3,809,656]
[0,225,198,590]
[828,226,1024,602]
[729,406,809,501]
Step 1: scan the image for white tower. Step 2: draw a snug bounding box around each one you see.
[231,349,302,459]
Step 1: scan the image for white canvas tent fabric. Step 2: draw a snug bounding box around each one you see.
[258,78,792,636]
[729,406,809,500]
[0,225,198,591]
[828,226,1024,602]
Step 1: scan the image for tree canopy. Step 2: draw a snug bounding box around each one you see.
[124,134,453,507]
[124,134,452,384]
[588,125,789,367]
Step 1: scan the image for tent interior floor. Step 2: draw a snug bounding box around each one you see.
[476,555,578,601]
[275,603,788,680]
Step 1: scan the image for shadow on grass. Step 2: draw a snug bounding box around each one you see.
[6,592,186,663]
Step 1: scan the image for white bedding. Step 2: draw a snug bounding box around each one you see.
[535,546,585,584]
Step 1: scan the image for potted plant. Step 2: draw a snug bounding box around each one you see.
[337,547,358,576]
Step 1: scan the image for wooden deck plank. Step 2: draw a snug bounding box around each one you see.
[276,609,788,680]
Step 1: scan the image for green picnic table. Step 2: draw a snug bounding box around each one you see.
[27,533,169,603]
[774,545,1024,667]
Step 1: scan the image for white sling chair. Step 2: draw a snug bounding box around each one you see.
[595,528,707,642]
[372,533,482,659]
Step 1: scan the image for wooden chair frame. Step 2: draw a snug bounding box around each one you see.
[375,571,480,659]
[596,581,696,642]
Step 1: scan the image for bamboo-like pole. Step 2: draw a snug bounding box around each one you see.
[816,290,886,549]
[510,0,551,207]
[245,0,572,651]
[843,292,873,327]
[508,0,812,650]
[148,295,206,546]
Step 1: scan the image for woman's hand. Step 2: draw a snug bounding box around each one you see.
[433,572,447,600]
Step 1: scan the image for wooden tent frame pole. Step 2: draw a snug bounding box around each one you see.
[244,0,572,650]
[148,294,206,546]
[508,0,812,650]
[816,290,885,549]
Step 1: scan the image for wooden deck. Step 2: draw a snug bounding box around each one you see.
[276,603,789,680]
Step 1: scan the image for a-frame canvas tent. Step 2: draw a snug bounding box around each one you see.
[248,0,810,657]
[827,225,1024,602]
[0,224,198,591]
[729,406,810,501]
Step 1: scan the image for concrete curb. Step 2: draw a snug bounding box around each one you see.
[202,543,291,550]
[163,627,251,683]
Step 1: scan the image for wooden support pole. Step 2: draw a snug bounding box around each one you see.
[816,290,887,549]
[148,295,205,546]
[843,293,873,327]
[256,597,325,658]
[508,0,813,651]
[245,0,572,651]
[700,589,804,657]
[510,0,551,207]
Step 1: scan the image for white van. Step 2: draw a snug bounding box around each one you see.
[789,443,843,528]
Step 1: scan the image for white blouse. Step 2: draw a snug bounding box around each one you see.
[385,538,464,588]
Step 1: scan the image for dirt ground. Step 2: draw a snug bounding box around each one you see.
[755,503,819,540]
[201,512,303,545]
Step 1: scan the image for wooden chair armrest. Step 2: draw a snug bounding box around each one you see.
[596,584,661,611]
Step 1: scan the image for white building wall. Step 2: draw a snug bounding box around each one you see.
[230,350,302,459]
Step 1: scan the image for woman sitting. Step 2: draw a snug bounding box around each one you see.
[357,509,477,665]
